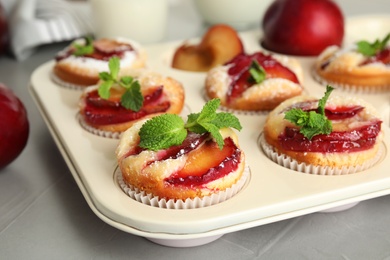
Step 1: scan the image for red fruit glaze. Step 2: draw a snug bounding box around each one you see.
[360,47,390,66]
[55,41,134,61]
[226,52,299,102]
[279,105,382,153]
[280,121,381,153]
[165,137,242,186]
[83,86,170,125]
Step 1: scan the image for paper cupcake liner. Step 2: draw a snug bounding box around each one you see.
[78,113,122,139]
[116,165,250,209]
[50,71,91,90]
[202,89,270,116]
[311,68,390,94]
[258,134,384,175]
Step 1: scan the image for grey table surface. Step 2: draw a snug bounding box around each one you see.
[1,1,390,259]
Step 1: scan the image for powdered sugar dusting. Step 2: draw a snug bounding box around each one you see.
[58,51,137,73]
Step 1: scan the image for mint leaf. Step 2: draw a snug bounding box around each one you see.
[193,98,219,123]
[357,33,390,56]
[212,112,242,131]
[139,98,242,151]
[97,57,143,111]
[120,76,134,85]
[72,36,94,56]
[248,60,266,84]
[121,81,144,111]
[98,80,113,99]
[318,85,333,114]
[200,122,224,149]
[99,71,113,81]
[284,86,334,140]
[139,114,187,151]
[108,56,120,80]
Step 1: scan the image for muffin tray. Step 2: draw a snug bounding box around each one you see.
[29,15,390,245]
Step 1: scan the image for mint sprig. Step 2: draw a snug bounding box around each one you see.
[284,85,334,140]
[357,33,390,56]
[248,60,266,84]
[138,99,242,151]
[72,36,94,56]
[98,57,143,111]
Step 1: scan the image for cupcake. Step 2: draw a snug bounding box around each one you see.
[261,86,384,175]
[205,51,304,112]
[313,33,390,92]
[116,99,248,208]
[52,37,146,89]
[79,57,184,138]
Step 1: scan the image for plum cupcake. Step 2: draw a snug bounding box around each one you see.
[261,86,384,175]
[205,51,304,113]
[79,57,184,138]
[116,99,249,209]
[52,37,146,89]
[313,33,390,92]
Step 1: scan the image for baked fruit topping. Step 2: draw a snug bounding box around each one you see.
[263,86,384,168]
[55,37,133,61]
[79,57,184,133]
[116,99,246,200]
[314,33,390,90]
[205,51,303,111]
[357,33,390,66]
[172,24,244,72]
[53,37,146,88]
[83,85,169,126]
[226,52,300,102]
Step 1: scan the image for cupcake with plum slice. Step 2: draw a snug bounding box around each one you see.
[52,37,146,89]
[205,51,304,113]
[116,98,249,208]
[313,33,390,92]
[261,86,384,175]
[79,57,184,138]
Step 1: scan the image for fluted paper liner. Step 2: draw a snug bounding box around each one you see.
[116,166,250,209]
[78,113,122,139]
[51,72,90,90]
[311,68,390,94]
[259,134,384,175]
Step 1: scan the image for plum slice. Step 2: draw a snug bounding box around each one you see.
[83,86,170,125]
[165,137,242,186]
[279,104,382,153]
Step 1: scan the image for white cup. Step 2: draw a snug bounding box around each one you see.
[193,0,273,30]
[90,0,168,44]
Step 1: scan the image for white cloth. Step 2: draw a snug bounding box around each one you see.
[6,0,93,60]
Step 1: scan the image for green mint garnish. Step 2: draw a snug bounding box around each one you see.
[248,60,266,84]
[98,57,143,111]
[72,36,94,56]
[138,98,242,151]
[284,85,334,140]
[357,33,390,56]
